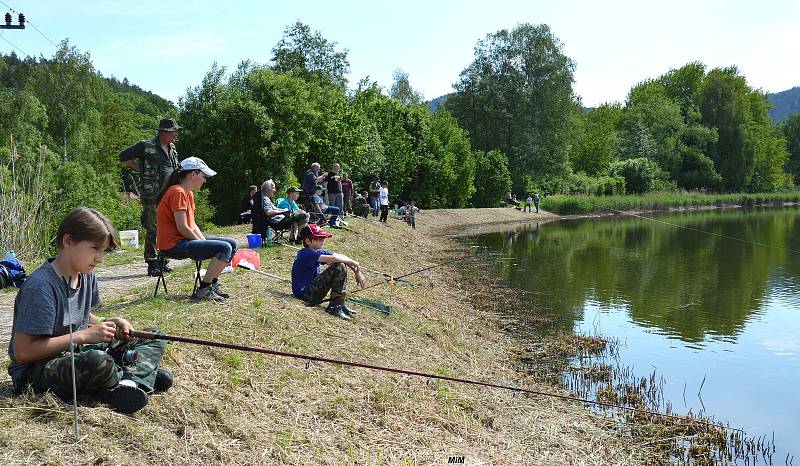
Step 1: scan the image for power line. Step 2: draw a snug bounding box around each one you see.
[1,0,58,49]
[27,20,58,48]
[0,31,26,56]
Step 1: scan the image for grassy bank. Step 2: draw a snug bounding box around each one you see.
[0,210,652,465]
[542,191,800,215]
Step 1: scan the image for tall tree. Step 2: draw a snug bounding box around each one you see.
[780,114,800,184]
[271,21,350,88]
[389,68,423,105]
[446,23,578,191]
[698,67,789,191]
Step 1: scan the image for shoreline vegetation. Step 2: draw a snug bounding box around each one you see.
[1,206,773,464]
[541,191,800,216]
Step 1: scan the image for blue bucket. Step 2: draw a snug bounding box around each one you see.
[246,234,262,249]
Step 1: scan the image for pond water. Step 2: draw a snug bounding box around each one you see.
[469,208,800,460]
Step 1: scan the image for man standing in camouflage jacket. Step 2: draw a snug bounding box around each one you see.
[118,118,181,276]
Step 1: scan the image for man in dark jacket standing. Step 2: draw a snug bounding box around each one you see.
[118,118,181,276]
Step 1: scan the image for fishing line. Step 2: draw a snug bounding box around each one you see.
[274,241,416,285]
[61,276,80,441]
[606,208,800,255]
[129,329,741,432]
[275,243,417,285]
[317,263,442,305]
[236,263,391,314]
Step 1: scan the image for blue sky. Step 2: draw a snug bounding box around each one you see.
[1,0,798,107]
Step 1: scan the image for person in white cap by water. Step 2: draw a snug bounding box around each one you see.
[155,157,237,301]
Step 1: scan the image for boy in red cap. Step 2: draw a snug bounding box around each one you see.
[291,224,366,320]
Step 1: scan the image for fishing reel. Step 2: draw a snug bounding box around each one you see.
[106,340,139,367]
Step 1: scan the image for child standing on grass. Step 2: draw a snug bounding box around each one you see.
[379,181,390,223]
[7,207,172,414]
[291,224,367,321]
[405,200,420,229]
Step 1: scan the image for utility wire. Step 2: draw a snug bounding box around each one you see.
[1,0,59,49]
[0,32,27,56]
[27,20,58,48]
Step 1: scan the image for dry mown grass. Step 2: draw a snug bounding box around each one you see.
[1,210,648,465]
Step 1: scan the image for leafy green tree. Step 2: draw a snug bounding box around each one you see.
[610,157,662,194]
[27,41,105,163]
[471,149,511,207]
[697,67,754,190]
[780,114,800,184]
[698,67,790,191]
[271,21,350,88]
[389,68,423,105]
[569,103,622,175]
[446,23,578,190]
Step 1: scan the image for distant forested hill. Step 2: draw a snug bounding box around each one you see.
[426,93,451,112]
[768,87,800,123]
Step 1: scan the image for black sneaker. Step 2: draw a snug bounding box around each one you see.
[341,302,358,317]
[162,260,173,273]
[99,384,149,414]
[326,300,352,321]
[153,368,173,393]
[211,283,230,298]
[147,263,161,277]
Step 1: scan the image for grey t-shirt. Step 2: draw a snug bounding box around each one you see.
[262,195,284,224]
[7,259,100,385]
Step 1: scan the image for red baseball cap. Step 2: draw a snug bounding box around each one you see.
[299,223,333,241]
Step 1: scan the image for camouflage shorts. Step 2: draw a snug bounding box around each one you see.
[19,328,167,399]
[301,263,347,305]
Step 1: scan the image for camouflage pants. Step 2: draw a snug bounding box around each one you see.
[352,204,369,218]
[19,328,167,399]
[141,201,158,263]
[301,263,347,305]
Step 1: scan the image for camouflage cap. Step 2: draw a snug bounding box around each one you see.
[157,118,182,132]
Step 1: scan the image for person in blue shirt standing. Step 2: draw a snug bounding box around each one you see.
[301,162,328,207]
[291,224,366,320]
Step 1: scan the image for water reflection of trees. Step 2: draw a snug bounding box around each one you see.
[476,208,800,343]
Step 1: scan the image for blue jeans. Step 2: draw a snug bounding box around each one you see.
[322,206,340,226]
[162,236,238,263]
[369,197,379,216]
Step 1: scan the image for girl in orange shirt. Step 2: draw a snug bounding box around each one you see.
[156,157,237,301]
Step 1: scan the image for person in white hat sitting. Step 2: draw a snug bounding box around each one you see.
[155,157,237,301]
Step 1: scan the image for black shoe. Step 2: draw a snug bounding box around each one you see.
[153,368,173,393]
[98,383,149,414]
[326,301,352,321]
[147,263,161,277]
[341,302,358,317]
[211,282,230,298]
[162,261,173,273]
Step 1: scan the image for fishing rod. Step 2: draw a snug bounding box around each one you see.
[236,262,391,314]
[275,242,416,285]
[129,329,741,432]
[317,262,442,305]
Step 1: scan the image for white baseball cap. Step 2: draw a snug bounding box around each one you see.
[179,157,217,176]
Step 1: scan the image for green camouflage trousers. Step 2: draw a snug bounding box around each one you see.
[352,204,369,218]
[20,328,167,399]
[141,202,157,263]
[301,263,347,305]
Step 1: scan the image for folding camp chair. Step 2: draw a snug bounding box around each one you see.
[153,251,203,298]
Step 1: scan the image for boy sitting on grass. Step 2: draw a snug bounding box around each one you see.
[291,224,367,321]
[8,207,172,414]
